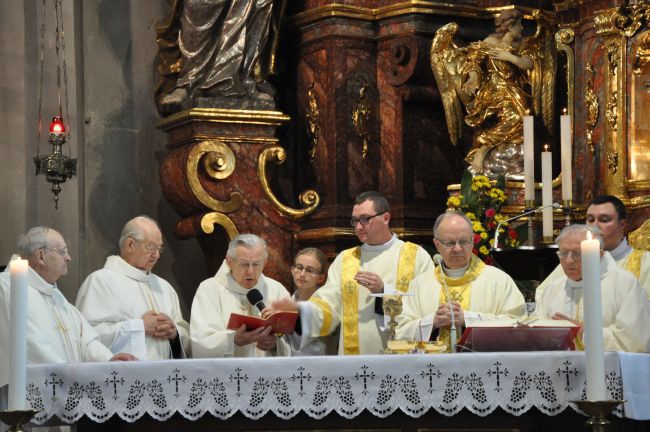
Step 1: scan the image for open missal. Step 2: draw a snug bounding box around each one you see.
[457,319,579,352]
[227,311,298,335]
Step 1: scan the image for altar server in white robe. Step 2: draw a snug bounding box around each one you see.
[538,195,650,298]
[266,191,435,355]
[396,211,525,350]
[0,227,135,401]
[76,216,190,360]
[191,234,291,358]
[534,224,650,353]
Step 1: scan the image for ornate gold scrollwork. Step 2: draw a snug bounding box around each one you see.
[200,212,239,240]
[352,85,371,159]
[607,151,619,175]
[306,82,320,163]
[186,140,243,213]
[613,3,650,38]
[584,63,599,155]
[605,43,619,131]
[634,32,650,75]
[257,146,320,219]
[555,28,575,119]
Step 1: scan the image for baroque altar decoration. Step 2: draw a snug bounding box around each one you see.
[447,171,520,264]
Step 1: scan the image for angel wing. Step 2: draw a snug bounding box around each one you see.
[520,10,557,135]
[430,23,466,146]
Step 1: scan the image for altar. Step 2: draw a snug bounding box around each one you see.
[25,352,650,431]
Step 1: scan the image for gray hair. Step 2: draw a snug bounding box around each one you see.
[555,224,604,249]
[433,210,473,238]
[226,234,268,260]
[118,215,160,252]
[17,226,52,258]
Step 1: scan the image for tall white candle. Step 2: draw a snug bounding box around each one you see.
[541,145,553,238]
[9,259,29,410]
[581,231,606,400]
[523,115,535,202]
[560,112,573,201]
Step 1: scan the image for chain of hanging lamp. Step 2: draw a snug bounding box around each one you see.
[34,0,77,209]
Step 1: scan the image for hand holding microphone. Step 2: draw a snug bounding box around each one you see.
[245,288,278,351]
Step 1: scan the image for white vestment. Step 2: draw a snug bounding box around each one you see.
[538,239,650,298]
[299,235,434,355]
[76,255,190,360]
[287,292,338,356]
[191,260,291,358]
[396,261,526,341]
[0,267,113,388]
[535,252,650,352]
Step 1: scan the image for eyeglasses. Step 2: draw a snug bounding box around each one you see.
[435,239,472,249]
[138,241,164,254]
[350,212,386,227]
[557,250,581,260]
[291,264,322,275]
[233,260,264,270]
[47,246,69,257]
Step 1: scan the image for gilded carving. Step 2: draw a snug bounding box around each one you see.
[306,82,320,163]
[200,212,239,240]
[186,140,243,213]
[584,64,599,155]
[352,85,371,159]
[634,32,650,75]
[257,146,320,219]
[555,28,575,118]
[607,151,619,175]
[613,3,650,38]
[605,43,618,131]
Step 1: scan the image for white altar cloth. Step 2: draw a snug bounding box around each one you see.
[24,352,649,424]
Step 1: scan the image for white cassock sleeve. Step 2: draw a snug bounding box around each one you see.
[190,279,236,358]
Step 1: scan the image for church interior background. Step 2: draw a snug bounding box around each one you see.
[1,0,649,321]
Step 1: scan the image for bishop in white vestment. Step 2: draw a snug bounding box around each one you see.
[76,216,190,360]
[191,235,291,358]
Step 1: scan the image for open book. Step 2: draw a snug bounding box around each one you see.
[457,319,579,352]
[227,311,298,335]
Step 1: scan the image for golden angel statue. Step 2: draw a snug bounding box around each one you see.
[431,10,556,179]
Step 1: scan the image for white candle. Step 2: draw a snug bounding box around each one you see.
[9,258,29,410]
[560,112,572,201]
[541,145,553,238]
[523,115,535,202]
[581,231,606,400]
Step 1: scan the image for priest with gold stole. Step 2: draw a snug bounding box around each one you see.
[396,211,525,351]
[535,225,650,353]
[267,191,434,355]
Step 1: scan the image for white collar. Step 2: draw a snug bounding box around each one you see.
[609,238,632,261]
[361,234,397,252]
[442,263,470,278]
[104,255,151,282]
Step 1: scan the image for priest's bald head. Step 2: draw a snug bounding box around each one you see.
[17,226,71,284]
[119,216,164,272]
[433,211,474,270]
[555,224,604,282]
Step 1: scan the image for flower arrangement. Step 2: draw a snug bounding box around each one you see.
[446,171,520,264]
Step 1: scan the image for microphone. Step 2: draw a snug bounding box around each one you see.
[246,289,266,313]
[492,203,561,250]
[432,254,456,353]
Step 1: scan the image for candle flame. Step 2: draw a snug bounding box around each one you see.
[562,107,568,115]
[543,144,550,152]
[586,231,592,240]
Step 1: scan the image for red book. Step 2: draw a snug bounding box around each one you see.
[227,311,298,335]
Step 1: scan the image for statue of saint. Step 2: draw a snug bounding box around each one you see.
[157,0,284,114]
[431,10,556,179]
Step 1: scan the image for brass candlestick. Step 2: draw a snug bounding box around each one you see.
[0,410,38,432]
[563,199,573,227]
[573,400,625,432]
[524,200,535,247]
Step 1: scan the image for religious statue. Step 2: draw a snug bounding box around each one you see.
[431,10,556,179]
[156,0,286,115]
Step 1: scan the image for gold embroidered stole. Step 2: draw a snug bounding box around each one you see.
[624,249,644,279]
[435,256,486,352]
[339,242,420,355]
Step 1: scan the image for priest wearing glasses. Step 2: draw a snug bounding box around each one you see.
[396,211,525,351]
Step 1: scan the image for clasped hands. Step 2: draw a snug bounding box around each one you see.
[142,310,177,340]
[433,301,465,329]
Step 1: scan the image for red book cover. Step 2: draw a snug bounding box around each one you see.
[457,325,580,352]
[227,311,298,335]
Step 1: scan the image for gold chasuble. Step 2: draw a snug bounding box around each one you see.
[340,242,419,354]
[625,249,644,279]
[435,255,485,351]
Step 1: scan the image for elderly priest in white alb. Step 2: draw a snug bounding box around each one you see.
[535,224,650,353]
[76,216,190,360]
[396,211,525,351]
[0,227,135,405]
[191,234,291,358]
